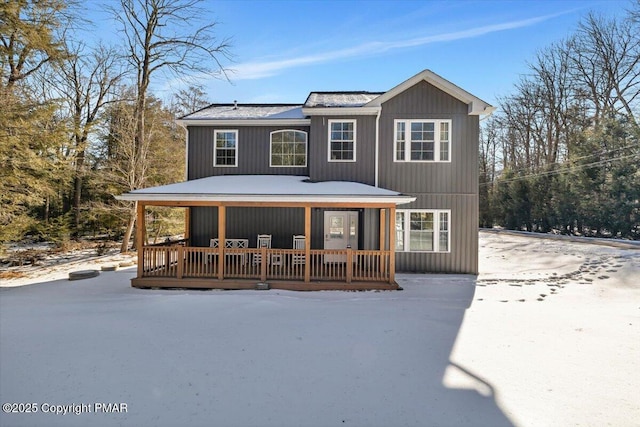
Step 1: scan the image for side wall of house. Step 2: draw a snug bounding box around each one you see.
[187,125,310,180]
[379,80,479,274]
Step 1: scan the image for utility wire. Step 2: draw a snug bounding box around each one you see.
[484,140,640,176]
[480,152,640,186]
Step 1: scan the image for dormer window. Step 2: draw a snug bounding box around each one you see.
[394,119,451,162]
[328,120,356,162]
[270,130,307,167]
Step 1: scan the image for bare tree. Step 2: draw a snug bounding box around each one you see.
[569,12,640,128]
[171,84,209,117]
[107,0,231,252]
[49,42,126,237]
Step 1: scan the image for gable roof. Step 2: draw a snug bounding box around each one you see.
[177,69,494,123]
[116,175,416,205]
[365,69,494,115]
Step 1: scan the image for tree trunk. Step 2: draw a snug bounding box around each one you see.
[72,150,85,239]
[120,205,136,253]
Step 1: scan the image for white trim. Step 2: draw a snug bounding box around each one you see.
[395,209,451,253]
[393,119,452,163]
[328,119,357,162]
[184,127,189,180]
[177,119,310,127]
[269,129,308,168]
[365,69,493,115]
[374,107,381,187]
[301,106,380,116]
[116,175,417,205]
[116,193,416,205]
[213,129,238,167]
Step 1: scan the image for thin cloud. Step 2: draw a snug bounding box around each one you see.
[230,11,572,80]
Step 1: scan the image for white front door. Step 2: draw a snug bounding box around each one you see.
[324,211,358,262]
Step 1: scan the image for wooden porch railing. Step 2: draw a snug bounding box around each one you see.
[140,246,391,283]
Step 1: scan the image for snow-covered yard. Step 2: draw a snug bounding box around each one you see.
[1,231,638,427]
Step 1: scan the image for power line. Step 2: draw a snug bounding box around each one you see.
[480,152,640,186]
[486,140,640,176]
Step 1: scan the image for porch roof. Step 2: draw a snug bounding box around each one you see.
[116,175,416,205]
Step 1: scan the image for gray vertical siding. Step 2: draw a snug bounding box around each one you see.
[394,194,478,274]
[378,80,478,193]
[190,207,218,247]
[187,125,310,180]
[187,79,480,275]
[377,80,479,274]
[308,116,376,185]
[190,207,305,249]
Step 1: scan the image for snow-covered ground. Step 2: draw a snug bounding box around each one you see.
[0,231,638,427]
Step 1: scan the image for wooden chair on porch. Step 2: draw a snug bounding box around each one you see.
[253,234,272,265]
[292,235,306,265]
[208,238,248,265]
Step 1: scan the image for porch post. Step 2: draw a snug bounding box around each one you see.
[218,205,226,281]
[184,207,190,243]
[389,206,396,284]
[304,206,311,283]
[136,202,145,279]
[379,208,386,251]
[379,208,387,277]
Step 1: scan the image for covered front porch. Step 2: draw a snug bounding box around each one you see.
[118,175,415,291]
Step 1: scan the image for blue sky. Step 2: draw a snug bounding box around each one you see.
[85,0,630,108]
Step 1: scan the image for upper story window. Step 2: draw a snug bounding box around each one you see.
[328,120,356,162]
[394,119,451,162]
[270,130,307,167]
[214,130,238,167]
[395,209,450,252]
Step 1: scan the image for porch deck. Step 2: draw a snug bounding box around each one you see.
[136,244,398,291]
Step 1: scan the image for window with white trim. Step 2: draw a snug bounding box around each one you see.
[270,130,307,167]
[328,120,356,161]
[395,209,450,252]
[394,119,451,162]
[214,130,238,167]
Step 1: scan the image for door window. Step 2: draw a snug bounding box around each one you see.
[329,216,344,238]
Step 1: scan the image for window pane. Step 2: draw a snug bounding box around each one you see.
[409,212,434,251]
[439,212,449,251]
[440,122,449,141]
[396,122,405,161]
[330,122,355,161]
[440,140,449,161]
[329,216,344,238]
[215,131,236,165]
[271,130,306,166]
[440,122,449,161]
[409,122,434,161]
[395,212,405,251]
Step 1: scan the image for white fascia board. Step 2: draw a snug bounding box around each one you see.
[115,193,416,205]
[366,69,493,115]
[301,106,381,116]
[176,119,311,127]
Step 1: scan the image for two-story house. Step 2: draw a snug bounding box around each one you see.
[117,70,494,290]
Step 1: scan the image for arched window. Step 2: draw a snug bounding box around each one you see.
[270,130,307,167]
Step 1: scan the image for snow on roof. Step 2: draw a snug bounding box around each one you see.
[117,175,415,205]
[304,92,383,108]
[181,104,305,120]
